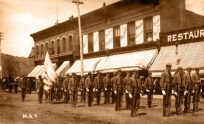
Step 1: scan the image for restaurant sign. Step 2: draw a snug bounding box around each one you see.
[161,26,204,42]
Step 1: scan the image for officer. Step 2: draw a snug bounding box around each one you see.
[36,76,44,104]
[104,73,111,104]
[85,72,93,107]
[173,67,185,115]
[192,68,201,112]
[94,72,104,105]
[111,72,117,104]
[63,74,70,103]
[19,76,27,101]
[54,78,60,101]
[130,71,142,117]
[144,72,154,108]
[80,75,86,103]
[160,63,173,117]
[183,67,193,113]
[123,71,132,110]
[69,73,78,106]
[114,70,123,111]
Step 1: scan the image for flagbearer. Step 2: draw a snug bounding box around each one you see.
[123,72,132,110]
[114,70,123,111]
[36,76,44,104]
[104,73,111,104]
[94,72,104,105]
[69,73,78,106]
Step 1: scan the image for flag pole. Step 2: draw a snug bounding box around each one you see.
[72,0,84,76]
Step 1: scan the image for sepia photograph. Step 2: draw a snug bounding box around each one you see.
[0,0,204,124]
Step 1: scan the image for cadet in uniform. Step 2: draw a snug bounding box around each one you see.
[183,67,193,113]
[85,73,93,107]
[144,72,154,108]
[160,63,172,117]
[63,74,70,103]
[104,73,111,104]
[114,70,123,111]
[111,72,116,104]
[173,67,185,115]
[130,71,142,117]
[36,76,44,104]
[123,72,132,110]
[69,73,78,106]
[80,75,86,103]
[19,76,27,101]
[192,68,201,112]
[94,72,104,105]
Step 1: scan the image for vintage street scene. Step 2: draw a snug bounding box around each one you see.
[1,0,204,124]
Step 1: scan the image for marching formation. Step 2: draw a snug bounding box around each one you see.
[33,63,202,117]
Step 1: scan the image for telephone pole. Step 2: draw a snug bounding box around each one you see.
[0,32,3,79]
[72,0,84,76]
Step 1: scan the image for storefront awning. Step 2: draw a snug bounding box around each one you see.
[96,49,157,73]
[56,61,70,77]
[150,42,204,72]
[66,57,106,75]
[27,65,41,77]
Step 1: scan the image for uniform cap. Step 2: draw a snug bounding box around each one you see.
[186,67,192,70]
[195,68,199,70]
[177,66,183,70]
[166,63,172,67]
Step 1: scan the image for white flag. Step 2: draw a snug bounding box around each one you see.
[42,52,57,91]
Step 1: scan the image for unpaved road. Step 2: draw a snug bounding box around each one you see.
[0,91,204,124]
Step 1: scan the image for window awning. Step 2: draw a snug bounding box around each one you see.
[27,65,41,77]
[96,49,157,73]
[56,61,70,77]
[150,42,204,72]
[66,57,106,75]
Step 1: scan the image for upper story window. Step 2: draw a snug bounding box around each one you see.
[45,43,48,52]
[51,41,55,55]
[99,30,105,51]
[113,26,120,48]
[68,35,72,51]
[88,33,93,52]
[57,39,60,54]
[144,17,153,42]
[36,45,39,58]
[127,21,135,45]
[41,44,43,57]
[62,37,66,53]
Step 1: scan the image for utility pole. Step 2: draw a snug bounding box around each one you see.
[72,0,84,76]
[0,32,3,79]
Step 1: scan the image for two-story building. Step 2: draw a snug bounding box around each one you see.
[29,0,204,77]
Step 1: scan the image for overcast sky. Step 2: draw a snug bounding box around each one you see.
[0,0,204,57]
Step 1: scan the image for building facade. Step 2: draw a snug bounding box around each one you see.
[30,0,204,76]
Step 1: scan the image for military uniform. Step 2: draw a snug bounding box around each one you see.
[69,74,78,106]
[160,64,172,117]
[173,68,185,115]
[114,71,123,111]
[130,72,142,117]
[144,73,154,108]
[36,76,44,104]
[94,74,104,105]
[104,74,111,104]
[63,76,70,103]
[85,74,93,106]
[80,76,86,103]
[19,77,27,101]
[192,69,201,112]
[123,73,132,109]
[111,74,116,104]
[183,69,193,113]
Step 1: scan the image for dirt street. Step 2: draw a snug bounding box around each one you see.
[0,91,203,124]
